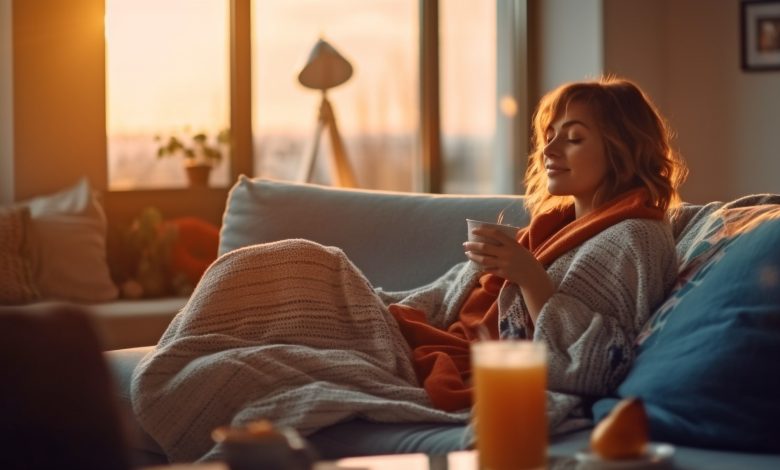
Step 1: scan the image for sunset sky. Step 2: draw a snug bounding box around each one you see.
[106,0,494,137]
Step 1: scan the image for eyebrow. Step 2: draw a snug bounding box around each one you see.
[559,119,590,130]
[545,119,591,136]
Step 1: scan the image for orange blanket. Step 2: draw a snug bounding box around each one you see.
[389,188,663,411]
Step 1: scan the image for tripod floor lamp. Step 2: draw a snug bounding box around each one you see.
[297,38,358,188]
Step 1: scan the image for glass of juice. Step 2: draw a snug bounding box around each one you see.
[471,340,547,470]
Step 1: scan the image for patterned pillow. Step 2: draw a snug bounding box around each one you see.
[0,206,40,304]
[593,200,780,452]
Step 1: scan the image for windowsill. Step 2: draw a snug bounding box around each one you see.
[102,187,230,230]
[105,186,231,194]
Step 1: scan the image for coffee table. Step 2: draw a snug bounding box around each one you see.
[143,452,473,470]
[318,451,476,469]
[144,450,581,469]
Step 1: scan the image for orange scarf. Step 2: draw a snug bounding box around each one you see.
[389,188,663,411]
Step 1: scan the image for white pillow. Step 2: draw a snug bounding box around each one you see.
[21,178,118,303]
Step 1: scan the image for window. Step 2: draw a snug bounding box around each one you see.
[440,0,497,194]
[105,0,230,190]
[251,0,418,191]
[251,0,503,193]
[105,0,526,194]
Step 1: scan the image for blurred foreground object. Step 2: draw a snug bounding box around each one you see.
[212,419,318,470]
[0,303,131,469]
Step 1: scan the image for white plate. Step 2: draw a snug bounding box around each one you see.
[574,443,675,469]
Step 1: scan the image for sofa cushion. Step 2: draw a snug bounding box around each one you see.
[308,420,465,460]
[594,199,780,452]
[20,178,118,302]
[88,297,188,350]
[671,194,780,256]
[220,177,527,291]
[105,346,168,467]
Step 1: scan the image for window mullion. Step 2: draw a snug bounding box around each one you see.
[419,0,442,193]
[230,0,254,181]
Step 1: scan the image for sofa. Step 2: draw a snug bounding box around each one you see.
[107,177,780,468]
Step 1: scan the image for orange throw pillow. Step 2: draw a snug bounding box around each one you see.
[168,217,220,287]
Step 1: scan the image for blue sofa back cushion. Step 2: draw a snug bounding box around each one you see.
[594,203,780,453]
[219,177,528,291]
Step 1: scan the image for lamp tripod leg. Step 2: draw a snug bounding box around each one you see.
[321,97,358,188]
[299,114,326,183]
[299,94,358,187]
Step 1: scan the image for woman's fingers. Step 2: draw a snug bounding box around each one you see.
[465,250,497,265]
[469,228,516,245]
[462,241,494,254]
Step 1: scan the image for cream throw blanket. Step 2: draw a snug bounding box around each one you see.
[131,239,476,462]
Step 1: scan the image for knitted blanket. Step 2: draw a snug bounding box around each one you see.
[131,239,477,462]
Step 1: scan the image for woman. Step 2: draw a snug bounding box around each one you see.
[391,76,686,420]
[132,77,686,462]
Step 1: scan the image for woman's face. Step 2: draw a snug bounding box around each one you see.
[543,101,608,218]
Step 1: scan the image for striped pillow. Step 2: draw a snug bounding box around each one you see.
[0,206,39,304]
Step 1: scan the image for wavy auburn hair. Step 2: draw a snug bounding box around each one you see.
[523,77,688,218]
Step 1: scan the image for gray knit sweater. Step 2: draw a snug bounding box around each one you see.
[498,218,677,428]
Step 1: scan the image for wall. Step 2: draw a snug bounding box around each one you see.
[531,0,604,102]
[10,0,107,201]
[603,0,668,113]
[604,0,780,203]
[665,0,780,203]
[0,0,14,204]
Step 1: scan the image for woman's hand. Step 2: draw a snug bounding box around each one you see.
[463,227,555,324]
[463,227,537,284]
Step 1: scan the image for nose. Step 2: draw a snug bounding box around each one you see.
[543,135,561,157]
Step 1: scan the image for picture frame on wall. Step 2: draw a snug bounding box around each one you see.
[741,0,780,71]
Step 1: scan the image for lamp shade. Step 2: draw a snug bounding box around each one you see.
[297,38,353,90]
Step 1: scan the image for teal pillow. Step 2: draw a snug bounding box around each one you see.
[594,204,780,452]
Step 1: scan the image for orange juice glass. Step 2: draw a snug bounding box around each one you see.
[472,340,547,470]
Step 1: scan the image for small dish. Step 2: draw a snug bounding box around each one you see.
[574,443,675,469]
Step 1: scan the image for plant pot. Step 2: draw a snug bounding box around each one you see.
[185,163,212,187]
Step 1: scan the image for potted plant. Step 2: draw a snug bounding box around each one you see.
[155,128,230,187]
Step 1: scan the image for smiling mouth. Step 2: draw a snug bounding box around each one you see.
[545,166,569,175]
